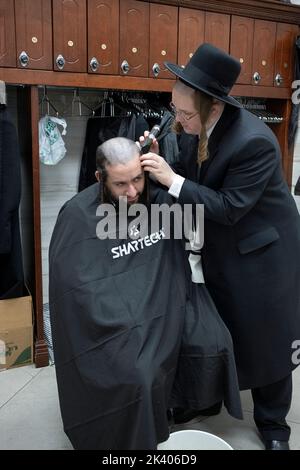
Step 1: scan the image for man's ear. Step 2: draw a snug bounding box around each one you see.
[95,170,101,182]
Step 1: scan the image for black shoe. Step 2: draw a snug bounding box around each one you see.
[173,402,222,424]
[264,440,290,450]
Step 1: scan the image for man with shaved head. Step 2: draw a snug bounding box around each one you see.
[49,136,242,450]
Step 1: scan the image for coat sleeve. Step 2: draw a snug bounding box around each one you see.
[178,135,279,226]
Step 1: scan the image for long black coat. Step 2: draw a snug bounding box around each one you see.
[173,104,300,390]
[0,105,23,298]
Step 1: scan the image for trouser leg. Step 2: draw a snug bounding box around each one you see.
[251,373,292,441]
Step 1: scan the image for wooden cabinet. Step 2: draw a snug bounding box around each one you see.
[88,0,119,75]
[178,7,205,67]
[275,22,299,88]
[52,0,87,72]
[178,9,230,67]
[149,3,178,79]
[231,17,298,88]
[252,20,276,87]
[120,0,149,77]
[0,0,16,67]
[205,12,230,53]
[231,18,277,86]
[15,0,52,70]
[230,16,254,85]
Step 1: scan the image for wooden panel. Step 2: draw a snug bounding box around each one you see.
[0,67,177,92]
[88,0,119,75]
[205,12,230,52]
[15,0,52,70]
[252,20,276,86]
[230,16,254,85]
[120,0,149,77]
[275,23,299,88]
[53,0,87,72]
[147,0,300,25]
[0,0,16,67]
[149,3,178,79]
[178,7,205,67]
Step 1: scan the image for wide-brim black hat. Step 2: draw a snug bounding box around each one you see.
[165,43,242,108]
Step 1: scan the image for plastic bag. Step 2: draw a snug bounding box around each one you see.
[39,115,67,165]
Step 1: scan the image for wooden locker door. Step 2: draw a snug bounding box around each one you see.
[178,7,205,68]
[53,0,87,72]
[230,16,254,85]
[149,3,178,79]
[252,20,276,86]
[15,0,52,70]
[0,0,16,67]
[119,0,149,77]
[275,23,299,88]
[205,12,230,52]
[88,0,119,75]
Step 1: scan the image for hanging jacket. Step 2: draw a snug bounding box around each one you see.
[157,110,179,165]
[0,105,24,298]
[78,114,149,192]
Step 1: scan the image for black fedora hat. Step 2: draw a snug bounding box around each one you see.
[165,43,242,108]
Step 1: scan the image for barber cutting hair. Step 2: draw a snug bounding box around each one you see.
[140,42,300,451]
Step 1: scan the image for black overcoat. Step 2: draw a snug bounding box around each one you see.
[0,105,23,298]
[174,105,300,389]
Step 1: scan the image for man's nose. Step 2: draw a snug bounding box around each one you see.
[126,184,137,198]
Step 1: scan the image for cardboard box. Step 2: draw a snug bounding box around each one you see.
[0,290,33,371]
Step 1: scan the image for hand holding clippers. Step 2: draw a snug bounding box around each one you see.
[140,124,161,154]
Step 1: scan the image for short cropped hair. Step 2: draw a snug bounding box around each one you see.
[96,137,141,172]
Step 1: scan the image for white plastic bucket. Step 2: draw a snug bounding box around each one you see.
[157,430,233,450]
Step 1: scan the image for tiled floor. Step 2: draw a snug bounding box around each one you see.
[0,363,299,450]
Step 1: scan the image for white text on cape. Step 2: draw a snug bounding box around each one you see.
[111,229,166,259]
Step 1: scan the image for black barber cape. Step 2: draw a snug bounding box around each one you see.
[49,184,242,450]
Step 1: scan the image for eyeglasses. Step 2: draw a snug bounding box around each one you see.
[169,102,199,121]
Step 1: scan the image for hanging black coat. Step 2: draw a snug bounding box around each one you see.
[49,183,242,450]
[0,105,24,298]
[173,104,300,390]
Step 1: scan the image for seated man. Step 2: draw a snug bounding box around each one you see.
[49,137,242,450]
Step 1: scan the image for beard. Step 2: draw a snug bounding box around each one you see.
[100,182,148,208]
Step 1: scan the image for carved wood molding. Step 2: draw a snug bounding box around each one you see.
[141,0,300,24]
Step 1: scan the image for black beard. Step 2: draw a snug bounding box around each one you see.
[100,183,148,208]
